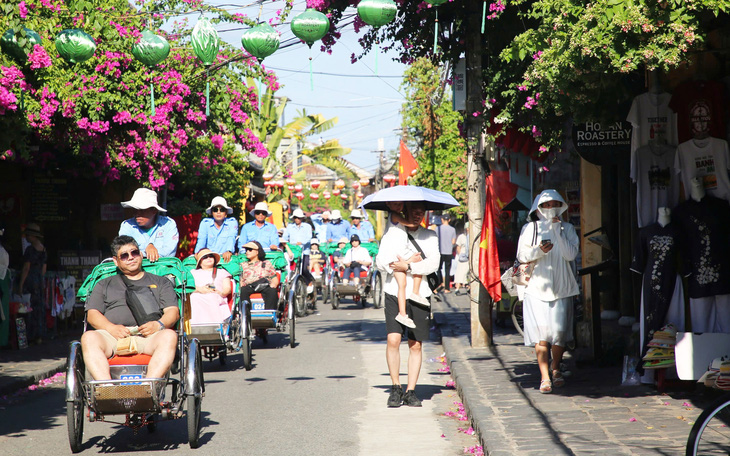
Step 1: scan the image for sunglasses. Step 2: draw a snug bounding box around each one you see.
[254,211,267,215]
[212,207,227,213]
[244,247,259,252]
[201,253,216,261]
[117,249,141,261]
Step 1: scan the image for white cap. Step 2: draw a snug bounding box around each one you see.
[121,188,166,212]
[206,196,233,215]
[250,201,271,216]
[350,209,364,218]
[291,208,305,219]
[331,210,342,220]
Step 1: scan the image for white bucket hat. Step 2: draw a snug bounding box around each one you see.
[349,209,363,219]
[322,210,331,219]
[250,201,271,216]
[121,188,166,212]
[291,208,306,219]
[330,209,342,220]
[206,196,233,215]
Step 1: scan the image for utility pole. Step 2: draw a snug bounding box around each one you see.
[465,0,490,347]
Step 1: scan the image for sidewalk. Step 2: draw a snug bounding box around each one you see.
[432,292,717,456]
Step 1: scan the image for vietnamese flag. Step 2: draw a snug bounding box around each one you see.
[398,140,419,186]
[479,176,502,302]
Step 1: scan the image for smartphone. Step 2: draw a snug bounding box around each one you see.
[541,239,552,246]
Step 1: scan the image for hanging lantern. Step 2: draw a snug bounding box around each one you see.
[310,180,321,189]
[191,17,220,117]
[295,192,305,201]
[290,9,330,48]
[340,193,348,200]
[310,193,319,200]
[333,189,341,196]
[291,8,330,91]
[287,185,295,191]
[294,184,303,192]
[241,23,280,63]
[411,168,418,176]
[357,0,397,27]
[334,179,345,189]
[383,173,396,185]
[424,0,448,54]
[356,191,364,199]
[285,178,296,186]
[323,191,331,200]
[263,172,274,181]
[274,180,284,189]
[352,181,360,190]
[132,30,170,116]
[1,28,42,62]
[55,29,96,64]
[359,177,370,187]
[264,181,273,188]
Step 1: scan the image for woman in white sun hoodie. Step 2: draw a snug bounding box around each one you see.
[516,189,579,392]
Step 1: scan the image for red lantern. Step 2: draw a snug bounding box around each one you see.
[323,191,331,200]
[287,185,295,191]
[352,181,360,190]
[383,174,396,186]
[334,179,345,189]
[294,184,303,192]
[356,191,364,199]
[295,192,305,201]
[286,178,296,186]
[333,188,341,196]
[411,168,417,176]
[263,181,272,188]
[340,193,348,200]
[359,178,370,187]
[311,180,321,189]
[263,173,274,181]
[274,180,284,189]
[310,192,319,200]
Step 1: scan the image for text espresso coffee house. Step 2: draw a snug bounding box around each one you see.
[574,122,632,148]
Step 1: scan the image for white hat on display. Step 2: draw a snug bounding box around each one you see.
[121,188,166,212]
[291,208,306,219]
[330,210,342,220]
[250,201,271,216]
[206,196,233,215]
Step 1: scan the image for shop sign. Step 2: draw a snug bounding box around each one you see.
[572,121,632,165]
[31,175,69,222]
[452,58,466,111]
[58,250,102,292]
[100,203,125,221]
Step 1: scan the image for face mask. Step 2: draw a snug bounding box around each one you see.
[541,208,560,219]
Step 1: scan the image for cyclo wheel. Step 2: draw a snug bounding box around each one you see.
[289,311,296,348]
[294,278,307,318]
[187,340,204,449]
[66,341,84,453]
[331,275,340,310]
[242,307,253,371]
[372,271,383,309]
[511,300,525,336]
[686,395,730,455]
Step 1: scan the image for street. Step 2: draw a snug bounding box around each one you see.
[0,297,479,455]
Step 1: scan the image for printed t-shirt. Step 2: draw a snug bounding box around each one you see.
[674,137,730,201]
[631,143,679,227]
[669,80,726,143]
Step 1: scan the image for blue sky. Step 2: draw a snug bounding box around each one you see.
[216,1,407,175]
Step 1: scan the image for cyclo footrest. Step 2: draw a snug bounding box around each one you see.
[90,379,165,414]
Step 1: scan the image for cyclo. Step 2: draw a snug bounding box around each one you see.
[66,257,204,452]
[181,255,247,368]
[321,241,384,309]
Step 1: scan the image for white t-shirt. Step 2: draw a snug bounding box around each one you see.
[627,92,678,177]
[674,137,730,201]
[631,144,680,227]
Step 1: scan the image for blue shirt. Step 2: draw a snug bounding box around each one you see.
[282,222,313,255]
[195,217,238,254]
[326,220,351,243]
[349,222,375,242]
[238,221,279,252]
[119,215,179,258]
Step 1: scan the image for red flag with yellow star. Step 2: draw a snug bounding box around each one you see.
[398,140,418,186]
[479,176,502,302]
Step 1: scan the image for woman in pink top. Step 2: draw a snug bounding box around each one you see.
[189,248,232,324]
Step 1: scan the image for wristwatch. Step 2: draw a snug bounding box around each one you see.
[157,320,165,332]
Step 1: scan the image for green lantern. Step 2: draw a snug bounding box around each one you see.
[132,30,171,116]
[424,0,448,54]
[241,23,280,63]
[1,28,42,62]
[425,0,448,4]
[55,29,96,64]
[290,8,330,48]
[191,17,220,117]
[357,0,397,27]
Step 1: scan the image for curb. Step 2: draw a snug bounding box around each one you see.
[0,360,66,398]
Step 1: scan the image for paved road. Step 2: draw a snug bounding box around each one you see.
[0,298,478,455]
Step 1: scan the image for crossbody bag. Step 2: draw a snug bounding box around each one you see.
[406,232,443,292]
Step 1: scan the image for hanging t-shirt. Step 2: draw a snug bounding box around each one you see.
[631,143,679,227]
[674,137,730,201]
[627,92,677,150]
[672,196,730,298]
[669,80,726,143]
[630,222,682,360]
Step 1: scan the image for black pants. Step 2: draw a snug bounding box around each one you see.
[300,255,314,285]
[240,285,278,310]
[439,254,453,290]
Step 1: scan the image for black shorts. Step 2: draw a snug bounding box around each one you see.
[384,293,430,342]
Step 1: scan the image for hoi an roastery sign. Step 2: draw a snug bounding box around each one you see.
[572,121,632,166]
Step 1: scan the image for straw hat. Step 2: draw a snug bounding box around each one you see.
[249,201,271,216]
[24,223,43,238]
[121,188,166,212]
[195,248,220,269]
[206,196,233,215]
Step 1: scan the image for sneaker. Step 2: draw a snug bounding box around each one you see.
[401,390,422,407]
[387,385,403,407]
[395,313,416,329]
[408,293,430,307]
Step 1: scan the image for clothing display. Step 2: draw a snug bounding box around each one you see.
[674,137,730,201]
[669,80,726,143]
[627,91,678,153]
[672,195,730,298]
[631,144,680,227]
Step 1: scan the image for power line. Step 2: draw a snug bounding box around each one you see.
[267,66,403,79]
[288,101,400,109]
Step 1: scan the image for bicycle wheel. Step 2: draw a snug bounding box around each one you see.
[511,300,524,336]
[686,395,730,455]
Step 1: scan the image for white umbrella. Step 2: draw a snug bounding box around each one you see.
[359,185,460,211]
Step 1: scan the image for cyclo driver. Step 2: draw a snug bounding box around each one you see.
[80,235,180,381]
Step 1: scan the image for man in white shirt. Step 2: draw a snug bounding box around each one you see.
[376,201,439,408]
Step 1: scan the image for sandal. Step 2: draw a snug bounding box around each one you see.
[552,369,565,388]
[539,379,552,394]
